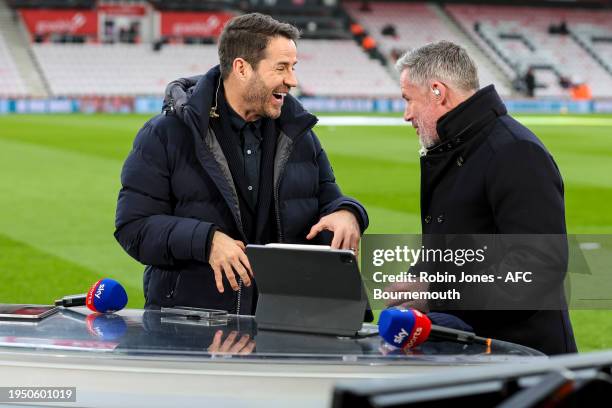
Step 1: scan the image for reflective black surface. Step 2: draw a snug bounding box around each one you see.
[0,308,545,364]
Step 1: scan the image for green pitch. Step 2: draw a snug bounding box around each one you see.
[0,113,611,351]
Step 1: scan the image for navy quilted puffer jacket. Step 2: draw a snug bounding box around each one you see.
[114,65,368,314]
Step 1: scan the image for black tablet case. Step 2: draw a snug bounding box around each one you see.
[246,245,369,336]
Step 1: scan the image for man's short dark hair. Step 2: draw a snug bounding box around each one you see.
[218,13,300,79]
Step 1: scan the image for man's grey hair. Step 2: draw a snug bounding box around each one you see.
[395,41,479,92]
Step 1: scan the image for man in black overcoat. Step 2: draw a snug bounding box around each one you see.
[389,41,576,355]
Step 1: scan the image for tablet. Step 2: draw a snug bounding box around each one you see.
[247,244,369,336]
[0,304,59,321]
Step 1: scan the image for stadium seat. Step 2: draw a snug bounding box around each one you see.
[343,1,512,96]
[0,34,28,97]
[31,41,400,98]
[446,4,612,97]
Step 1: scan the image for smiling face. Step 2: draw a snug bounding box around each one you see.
[400,69,443,149]
[242,36,298,120]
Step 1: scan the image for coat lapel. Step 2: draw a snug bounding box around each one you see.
[180,68,247,240]
[199,127,246,240]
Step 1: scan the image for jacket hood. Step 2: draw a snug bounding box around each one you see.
[182,65,317,140]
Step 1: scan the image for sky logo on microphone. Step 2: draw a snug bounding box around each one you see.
[95,283,105,299]
[378,308,432,350]
[86,278,128,313]
[393,328,412,345]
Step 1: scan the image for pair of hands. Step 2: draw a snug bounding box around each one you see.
[208,209,361,294]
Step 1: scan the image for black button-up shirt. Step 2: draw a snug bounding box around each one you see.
[227,105,262,206]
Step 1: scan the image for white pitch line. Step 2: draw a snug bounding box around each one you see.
[514,117,612,126]
[316,116,406,126]
[315,116,612,127]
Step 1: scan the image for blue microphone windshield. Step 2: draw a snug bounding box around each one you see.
[86,278,128,313]
[378,308,432,349]
[378,308,416,347]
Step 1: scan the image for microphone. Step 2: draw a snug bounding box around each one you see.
[378,308,491,350]
[55,278,128,313]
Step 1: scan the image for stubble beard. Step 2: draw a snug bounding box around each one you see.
[415,118,440,149]
[244,73,280,120]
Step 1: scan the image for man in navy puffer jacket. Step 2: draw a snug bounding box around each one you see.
[114,13,368,314]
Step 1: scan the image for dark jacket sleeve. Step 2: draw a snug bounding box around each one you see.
[312,131,369,233]
[114,120,215,267]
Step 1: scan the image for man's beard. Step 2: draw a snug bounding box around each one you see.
[244,73,279,119]
[415,118,440,149]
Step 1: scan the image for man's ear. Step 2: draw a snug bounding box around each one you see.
[430,81,447,104]
[232,58,251,81]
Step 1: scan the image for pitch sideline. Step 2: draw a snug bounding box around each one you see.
[316,116,612,127]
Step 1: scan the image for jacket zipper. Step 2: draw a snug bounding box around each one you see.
[237,280,242,314]
[273,144,291,243]
[203,124,250,316]
[274,181,284,243]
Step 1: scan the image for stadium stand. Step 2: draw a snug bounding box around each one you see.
[7,0,95,9]
[31,43,219,96]
[148,0,233,12]
[295,39,399,97]
[30,39,399,98]
[2,0,612,99]
[0,33,28,97]
[0,1,45,96]
[343,1,513,96]
[244,0,352,40]
[446,4,612,98]
[571,24,612,75]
